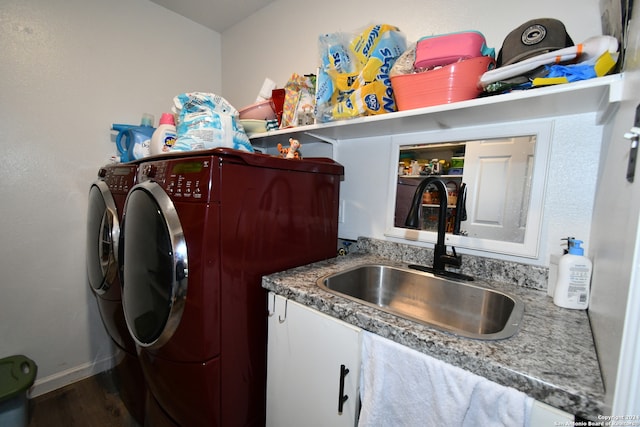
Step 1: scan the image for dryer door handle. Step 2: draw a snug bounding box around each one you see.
[176,260,188,282]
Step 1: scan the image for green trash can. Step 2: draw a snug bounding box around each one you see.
[0,355,37,427]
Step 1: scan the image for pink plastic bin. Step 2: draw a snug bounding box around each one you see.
[391,56,495,111]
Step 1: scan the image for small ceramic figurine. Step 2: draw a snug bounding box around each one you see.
[277,138,302,159]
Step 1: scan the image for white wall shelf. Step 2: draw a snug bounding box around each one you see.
[249,74,623,148]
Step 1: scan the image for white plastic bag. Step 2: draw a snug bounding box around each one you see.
[172,92,254,153]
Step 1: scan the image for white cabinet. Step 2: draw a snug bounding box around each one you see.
[529,400,575,424]
[266,293,579,425]
[266,293,362,427]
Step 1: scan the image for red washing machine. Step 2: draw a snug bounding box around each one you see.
[121,148,343,427]
[86,163,147,424]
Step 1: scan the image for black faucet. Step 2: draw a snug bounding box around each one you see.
[404,177,473,281]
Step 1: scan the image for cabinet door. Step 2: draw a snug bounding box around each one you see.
[529,400,574,424]
[266,293,362,427]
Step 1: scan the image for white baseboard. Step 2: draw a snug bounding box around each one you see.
[29,354,117,398]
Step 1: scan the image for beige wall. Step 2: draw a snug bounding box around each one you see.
[0,0,221,395]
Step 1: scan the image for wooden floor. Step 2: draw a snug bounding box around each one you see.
[27,370,140,427]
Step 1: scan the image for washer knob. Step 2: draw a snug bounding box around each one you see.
[142,164,157,179]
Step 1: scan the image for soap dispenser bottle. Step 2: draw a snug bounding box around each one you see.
[553,238,592,309]
[547,237,574,297]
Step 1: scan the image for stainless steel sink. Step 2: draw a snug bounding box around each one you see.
[317,264,524,340]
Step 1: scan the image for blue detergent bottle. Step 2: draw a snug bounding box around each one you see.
[112,113,156,162]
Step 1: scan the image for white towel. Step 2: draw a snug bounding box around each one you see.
[358,331,533,427]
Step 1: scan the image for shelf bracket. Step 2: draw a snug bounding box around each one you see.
[303,131,338,145]
[596,77,624,125]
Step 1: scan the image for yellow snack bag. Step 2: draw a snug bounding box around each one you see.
[316,24,406,122]
[350,24,401,67]
[330,80,391,120]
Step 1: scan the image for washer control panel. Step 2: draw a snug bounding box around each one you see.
[99,164,137,195]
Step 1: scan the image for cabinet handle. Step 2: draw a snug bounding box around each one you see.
[175,260,188,281]
[278,299,288,323]
[338,364,349,413]
[267,293,276,317]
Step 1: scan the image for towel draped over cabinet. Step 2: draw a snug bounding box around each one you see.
[358,331,533,427]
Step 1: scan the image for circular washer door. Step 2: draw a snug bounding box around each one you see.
[122,181,188,349]
[86,181,119,295]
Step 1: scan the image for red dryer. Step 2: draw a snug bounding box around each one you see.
[121,148,344,426]
[86,163,147,424]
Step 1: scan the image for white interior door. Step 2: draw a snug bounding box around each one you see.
[462,136,535,242]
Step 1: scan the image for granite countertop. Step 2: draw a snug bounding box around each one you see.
[261,244,605,420]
